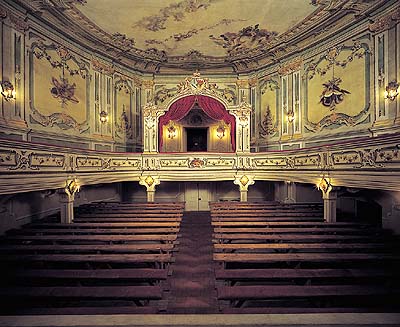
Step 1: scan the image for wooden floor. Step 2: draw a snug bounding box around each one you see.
[0,201,399,315]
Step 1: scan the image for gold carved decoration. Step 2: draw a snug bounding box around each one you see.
[91,58,114,75]
[278,57,303,76]
[142,80,155,89]
[188,158,206,168]
[177,72,218,96]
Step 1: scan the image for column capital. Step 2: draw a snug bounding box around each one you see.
[234,174,255,191]
[139,175,160,192]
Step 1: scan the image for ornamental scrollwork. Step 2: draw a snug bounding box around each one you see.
[8,151,38,171]
[357,149,383,168]
[31,41,89,79]
[305,42,368,81]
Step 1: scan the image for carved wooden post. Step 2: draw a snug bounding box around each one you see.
[317,177,337,223]
[139,176,160,202]
[59,178,80,224]
[283,181,296,203]
[234,175,255,202]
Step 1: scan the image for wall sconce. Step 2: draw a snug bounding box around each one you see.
[167,121,177,139]
[65,178,80,196]
[384,80,399,101]
[0,81,16,101]
[216,122,226,139]
[316,176,332,195]
[99,110,109,124]
[287,110,295,123]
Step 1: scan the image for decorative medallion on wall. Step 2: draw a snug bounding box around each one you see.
[319,77,350,110]
[188,158,206,168]
[50,77,79,107]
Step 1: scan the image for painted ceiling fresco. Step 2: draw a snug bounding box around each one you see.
[78,0,317,58]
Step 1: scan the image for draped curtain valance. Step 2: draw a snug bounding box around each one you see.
[159,95,236,152]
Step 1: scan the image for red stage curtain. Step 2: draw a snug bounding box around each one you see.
[197,95,236,152]
[159,95,236,152]
[159,96,196,150]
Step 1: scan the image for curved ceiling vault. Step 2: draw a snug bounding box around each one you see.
[18,0,382,73]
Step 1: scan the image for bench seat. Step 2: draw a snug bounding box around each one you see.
[215,268,396,281]
[213,242,391,252]
[214,252,400,263]
[0,243,175,254]
[7,268,168,281]
[217,284,400,301]
[0,285,162,300]
[10,227,179,235]
[0,253,175,264]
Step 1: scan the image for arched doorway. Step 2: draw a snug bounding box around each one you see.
[158,95,236,152]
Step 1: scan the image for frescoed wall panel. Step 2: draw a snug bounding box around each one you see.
[29,41,90,133]
[259,78,279,140]
[304,41,370,133]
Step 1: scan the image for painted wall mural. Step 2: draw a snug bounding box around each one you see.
[29,41,90,133]
[259,78,279,139]
[209,24,277,57]
[304,41,371,133]
[114,78,134,140]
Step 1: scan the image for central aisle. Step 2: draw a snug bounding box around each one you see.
[167,211,218,314]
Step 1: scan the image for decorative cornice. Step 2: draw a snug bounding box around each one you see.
[91,58,114,75]
[369,7,400,33]
[12,0,388,73]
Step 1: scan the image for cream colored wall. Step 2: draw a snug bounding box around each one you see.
[0,11,145,151]
[0,184,121,235]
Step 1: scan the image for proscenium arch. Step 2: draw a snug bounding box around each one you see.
[158,94,236,152]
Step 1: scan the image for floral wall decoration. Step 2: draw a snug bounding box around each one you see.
[259,105,278,137]
[115,105,132,139]
[259,78,279,139]
[29,41,90,133]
